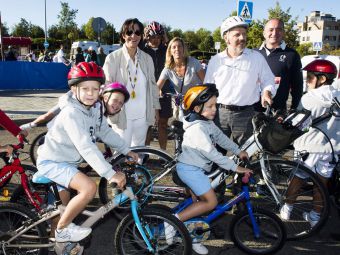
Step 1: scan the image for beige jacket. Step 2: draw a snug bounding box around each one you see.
[103,45,160,129]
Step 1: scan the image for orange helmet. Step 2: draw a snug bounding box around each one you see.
[183,84,219,111]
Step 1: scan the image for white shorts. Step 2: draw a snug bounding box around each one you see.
[296,153,337,178]
[36,160,79,191]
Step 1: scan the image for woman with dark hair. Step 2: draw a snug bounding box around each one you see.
[103,18,160,147]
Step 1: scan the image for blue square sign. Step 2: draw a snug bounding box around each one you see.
[238,1,253,24]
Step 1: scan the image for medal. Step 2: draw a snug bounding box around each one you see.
[127,55,139,99]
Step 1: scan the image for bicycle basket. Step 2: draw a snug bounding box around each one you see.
[255,110,311,154]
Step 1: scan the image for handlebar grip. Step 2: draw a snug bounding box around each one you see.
[242,172,252,184]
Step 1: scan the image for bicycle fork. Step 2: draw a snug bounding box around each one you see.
[243,185,261,238]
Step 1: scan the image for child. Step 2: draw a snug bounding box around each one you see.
[20,82,130,130]
[280,59,340,227]
[174,84,253,254]
[0,109,28,155]
[36,62,138,243]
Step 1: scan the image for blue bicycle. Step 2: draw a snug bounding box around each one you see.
[148,168,287,254]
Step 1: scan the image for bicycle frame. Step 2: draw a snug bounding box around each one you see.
[171,177,261,238]
[3,184,155,253]
[0,142,44,211]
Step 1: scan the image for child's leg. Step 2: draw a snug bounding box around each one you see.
[57,172,96,229]
[177,189,218,222]
[50,190,70,237]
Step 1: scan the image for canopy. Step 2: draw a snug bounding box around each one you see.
[1,37,32,46]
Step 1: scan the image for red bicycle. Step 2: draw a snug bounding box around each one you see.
[0,135,48,212]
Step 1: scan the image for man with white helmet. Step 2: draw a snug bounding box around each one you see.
[204,16,276,145]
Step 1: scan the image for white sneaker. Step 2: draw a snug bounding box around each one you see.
[302,211,319,228]
[164,222,175,245]
[280,204,293,220]
[55,223,92,242]
[192,243,209,255]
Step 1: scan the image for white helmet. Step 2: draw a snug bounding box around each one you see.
[220,16,248,39]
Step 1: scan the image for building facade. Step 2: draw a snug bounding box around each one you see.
[297,11,340,49]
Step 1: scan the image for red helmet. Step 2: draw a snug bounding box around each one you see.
[68,62,105,87]
[144,21,164,38]
[303,59,337,81]
[100,82,130,103]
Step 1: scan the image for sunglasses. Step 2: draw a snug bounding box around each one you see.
[126,30,141,36]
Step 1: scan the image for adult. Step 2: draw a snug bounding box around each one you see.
[74,47,85,64]
[88,46,97,63]
[96,47,107,67]
[5,46,17,61]
[256,18,303,114]
[103,18,160,147]
[56,44,68,64]
[142,21,172,150]
[204,16,276,145]
[157,37,205,120]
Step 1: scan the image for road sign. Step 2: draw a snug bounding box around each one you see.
[312,41,323,52]
[92,17,107,33]
[43,41,49,49]
[215,42,221,50]
[237,1,253,24]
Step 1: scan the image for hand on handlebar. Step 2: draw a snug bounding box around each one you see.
[238,151,249,161]
[261,90,273,108]
[109,172,126,189]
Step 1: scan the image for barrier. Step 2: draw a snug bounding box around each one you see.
[0,62,69,90]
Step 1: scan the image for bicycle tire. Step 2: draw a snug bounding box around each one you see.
[29,132,47,166]
[10,165,49,210]
[229,208,286,255]
[98,147,173,219]
[114,207,192,255]
[0,202,49,255]
[251,158,330,240]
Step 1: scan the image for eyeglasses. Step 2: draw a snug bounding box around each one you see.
[126,30,141,36]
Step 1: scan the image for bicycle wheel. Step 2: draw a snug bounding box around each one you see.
[229,208,286,255]
[29,132,47,166]
[252,159,330,240]
[0,202,48,255]
[114,207,192,255]
[98,147,173,219]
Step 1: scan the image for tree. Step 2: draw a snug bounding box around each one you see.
[30,25,45,38]
[12,18,31,37]
[183,30,199,51]
[198,36,214,52]
[57,1,78,46]
[101,22,119,44]
[168,29,183,41]
[296,42,313,57]
[0,21,9,36]
[212,27,226,52]
[48,25,64,40]
[266,1,299,48]
[84,17,96,41]
[246,20,264,49]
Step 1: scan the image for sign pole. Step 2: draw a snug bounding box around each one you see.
[0,11,4,61]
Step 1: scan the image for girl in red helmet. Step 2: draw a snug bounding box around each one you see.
[280,59,340,227]
[35,62,138,243]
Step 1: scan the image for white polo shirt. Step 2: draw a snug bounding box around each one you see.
[204,48,277,106]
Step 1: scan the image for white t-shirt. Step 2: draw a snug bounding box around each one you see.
[57,49,65,63]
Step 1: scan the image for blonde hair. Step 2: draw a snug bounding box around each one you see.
[165,37,189,69]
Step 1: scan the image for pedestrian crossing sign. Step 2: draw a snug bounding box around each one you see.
[238,1,253,24]
[312,42,323,52]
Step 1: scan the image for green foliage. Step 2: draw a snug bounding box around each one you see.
[296,42,313,57]
[246,20,264,49]
[266,1,299,48]
[12,18,31,37]
[168,29,184,41]
[198,36,214,52]
[0,21,9,36]
[57,1,78,45]
[84,17,96,40]
[212,27,226,51]
[30,25,45,38]
[101,22,119,44]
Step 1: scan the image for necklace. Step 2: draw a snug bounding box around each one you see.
[127,55,139,99]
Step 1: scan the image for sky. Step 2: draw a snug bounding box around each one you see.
[1,0,340,33]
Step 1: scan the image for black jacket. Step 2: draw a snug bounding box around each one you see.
[257,44,303,111]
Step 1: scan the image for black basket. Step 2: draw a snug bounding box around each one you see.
[254,110,311,154]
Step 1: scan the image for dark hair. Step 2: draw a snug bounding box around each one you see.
[119,18,144,45]
[76,47,82,54]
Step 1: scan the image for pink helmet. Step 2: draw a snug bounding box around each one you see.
[100,82,130,103]
[144,21,164,38]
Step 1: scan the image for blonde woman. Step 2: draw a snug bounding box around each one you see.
[157,37,205,120]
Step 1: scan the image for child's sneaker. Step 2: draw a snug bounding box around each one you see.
[280,203,293,220]
[164,222,176,245]
[302,211,319,228]
[192,243,209,255]
[55,223,92,242]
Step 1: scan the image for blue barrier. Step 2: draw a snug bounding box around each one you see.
[0,62,69,90]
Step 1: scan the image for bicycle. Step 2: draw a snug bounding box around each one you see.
[0,162,192,255]
[99,106,330,241]
[150,167,287,254]
[0,135,48,212]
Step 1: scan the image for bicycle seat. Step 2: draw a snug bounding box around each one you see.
[32,172,52,184]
